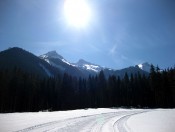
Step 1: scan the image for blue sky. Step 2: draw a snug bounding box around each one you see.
[0,0,174,69]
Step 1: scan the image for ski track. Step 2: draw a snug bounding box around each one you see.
[114,110,150,132]
[16,110,149,132]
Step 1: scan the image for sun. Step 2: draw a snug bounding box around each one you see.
[64,0,91,28]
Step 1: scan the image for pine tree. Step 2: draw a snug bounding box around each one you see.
[97,71,106,107]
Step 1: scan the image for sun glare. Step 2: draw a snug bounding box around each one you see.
[64,0,91,28]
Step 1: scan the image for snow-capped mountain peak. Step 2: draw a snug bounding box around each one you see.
[40,51,71,67]
[137,62,151,72]
[76,59,92,66]
[40,51,63,60]
[72,59,103,73]
[40,50,151,77]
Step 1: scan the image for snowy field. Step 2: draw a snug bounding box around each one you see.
[0,108,175,132]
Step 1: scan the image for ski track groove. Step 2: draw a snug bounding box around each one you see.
[114,110,151,132]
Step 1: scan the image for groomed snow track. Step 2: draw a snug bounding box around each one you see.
[16,110,149,132]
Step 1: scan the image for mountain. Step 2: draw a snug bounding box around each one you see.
[0,47,60,77]
[137,62,151,73]
[40,51,113,78]
[0,47,150,79]
[116,66,149,77]
[40,51,150,78]
[72,59,104,72]
[72,59,106,77]
[40,50,64,59]
[39,51,85,78]
[40,51,103,74]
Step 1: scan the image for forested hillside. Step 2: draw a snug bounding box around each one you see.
[0,65,175,112]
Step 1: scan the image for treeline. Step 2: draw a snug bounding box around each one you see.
[0,65,175,112]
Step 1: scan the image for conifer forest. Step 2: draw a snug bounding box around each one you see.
[0,65,175,112]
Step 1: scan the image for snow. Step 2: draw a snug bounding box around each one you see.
[43,58,51,64]
[127,109,175,132]
[0,108,125,132]
[138,64,143,69]
[40,51,75,68]
[74,59,103,72]
[83,64,100,72]
[40,54,48,59]
[0,108,174,132]
[138,62,151,72]
[61,59,71,65]
[44,51,63,59]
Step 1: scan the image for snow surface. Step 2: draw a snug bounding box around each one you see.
[127,109,175,132]
[0,108,126,132]
[0,108,174,132]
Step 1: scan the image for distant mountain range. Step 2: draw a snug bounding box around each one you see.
[39,50,150,78]
[0,47,151,78]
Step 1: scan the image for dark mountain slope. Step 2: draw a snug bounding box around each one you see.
[0,47,60,77]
